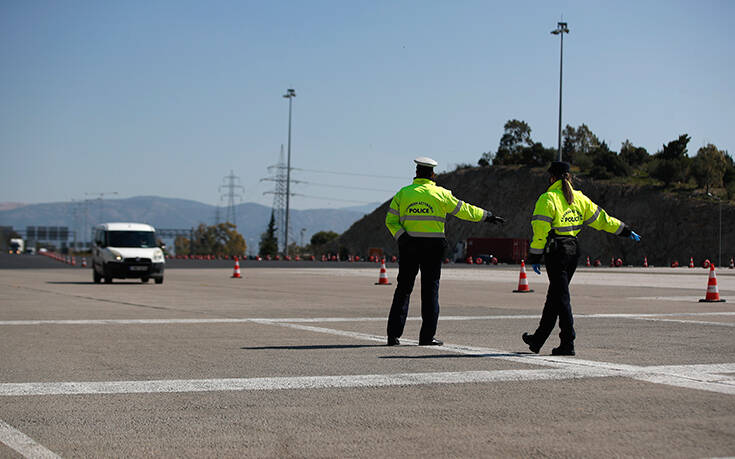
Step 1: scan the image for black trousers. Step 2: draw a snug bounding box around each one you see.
[387,236,446,342]
[533,238,579,348]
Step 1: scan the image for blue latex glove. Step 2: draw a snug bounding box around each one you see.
[532,264,542,275]
[630,231,641,242]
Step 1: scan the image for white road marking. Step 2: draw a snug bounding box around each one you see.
[0,311,733,326]
[0,419,60,458]
[2,314,734,396]
[629,296,704,302]
[0,368,616,397]
[256,320,735,396]
[2,363,733,397]
[630,318,735,327]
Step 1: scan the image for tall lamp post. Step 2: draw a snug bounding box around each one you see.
[551,21,569,161]
[283,88,296,256]
[707,192,722,267]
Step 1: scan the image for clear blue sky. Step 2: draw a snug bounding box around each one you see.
[1,0,733,209]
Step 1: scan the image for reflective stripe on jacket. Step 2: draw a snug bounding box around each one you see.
[385,178,489,239]
[529,180,625,256]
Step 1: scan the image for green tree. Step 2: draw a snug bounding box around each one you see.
[519,142,556,167]
[561,124,600,170]
[477,152,492,167]
[310,230,339,247]
[649,134,691,186]
[192,222,246,256]
[619,140,650,169]
[723,152,735,200]
[258,211,279,257]
[492,119,534,165]
[220,224,247,256]
[174,235,190,255]
[691,144,728,194]
[589,142,630,179]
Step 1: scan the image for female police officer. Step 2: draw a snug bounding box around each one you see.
[522,161,641,355]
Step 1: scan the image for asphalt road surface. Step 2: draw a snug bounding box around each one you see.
[1,254,734,457]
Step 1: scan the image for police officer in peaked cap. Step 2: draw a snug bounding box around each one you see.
[523,161,641,355]
[385,156,505,346]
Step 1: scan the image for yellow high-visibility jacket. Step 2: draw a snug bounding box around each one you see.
[529,180,628,260]
[385,178,489,239]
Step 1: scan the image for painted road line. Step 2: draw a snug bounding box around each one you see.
[252,320,388,343]
[1,364,732,397]
[644,363,735,374]
[629,318,735,327]
[0,312,733,326]
[0,419,60,459]
[258,320,735,395]
[0,368,615,397]
[628,296,705,302]
[1,319,732,396]
[634,374,735,395]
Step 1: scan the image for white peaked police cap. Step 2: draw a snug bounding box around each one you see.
[414,156,438,167]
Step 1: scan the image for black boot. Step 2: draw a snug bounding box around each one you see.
[522,333,541,354]
[551,345,575,356]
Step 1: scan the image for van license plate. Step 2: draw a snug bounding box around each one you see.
[130,266,147,271]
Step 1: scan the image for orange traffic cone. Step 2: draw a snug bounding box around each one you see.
[699,264,726,303]
[585,256,591,267]
[231,256,242,279]
[81,257,87,268]
[730,257,734,269]
[513,260,534,293]
[375,259,391,285]
[643,256,648,268]
[689,257,694,268]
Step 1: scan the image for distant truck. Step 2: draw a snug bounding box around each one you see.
[9,238,24,254]
[463,237,529,264]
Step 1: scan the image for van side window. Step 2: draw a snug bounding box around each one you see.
[94,230,106,247]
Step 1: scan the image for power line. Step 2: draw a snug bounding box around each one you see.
[297,181,395,193]
[291,167,404,180]
[292,193,379,204]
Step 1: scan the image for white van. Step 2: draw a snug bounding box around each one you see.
[91,222,165,284]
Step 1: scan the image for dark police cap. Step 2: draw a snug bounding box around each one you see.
[548,161,570,176]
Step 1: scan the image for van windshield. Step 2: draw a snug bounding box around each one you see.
[107,231,157,248]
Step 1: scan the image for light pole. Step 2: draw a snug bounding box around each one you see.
[551,21,569,161]
[283,88,296,256]
[707,192,722,267]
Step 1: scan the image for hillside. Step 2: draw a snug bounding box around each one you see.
[327,166,735,266]
[0,196,369,251]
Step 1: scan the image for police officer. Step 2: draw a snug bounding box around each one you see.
[523,161,641,355]
[385,157,505,346]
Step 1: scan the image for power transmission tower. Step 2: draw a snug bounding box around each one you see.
[219,170,244,228]
[261,145,290,253]
[271,145,288,252]
[84,191,118,225]
[69,200,84,249]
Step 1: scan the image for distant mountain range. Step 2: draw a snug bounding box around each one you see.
[0,196,381,252]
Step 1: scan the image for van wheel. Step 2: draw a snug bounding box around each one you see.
[93,270,101,284]
[141,277,149,283]
[104,276,113,284]
[154,277,163,284]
